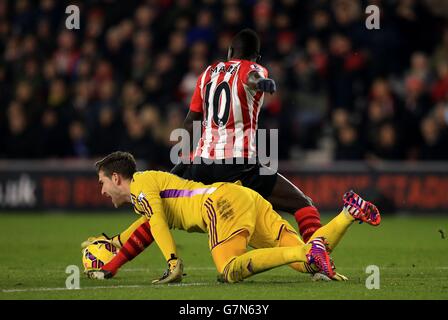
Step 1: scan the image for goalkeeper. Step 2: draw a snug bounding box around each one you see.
[85,151,380,283]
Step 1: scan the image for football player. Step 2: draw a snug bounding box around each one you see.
[85,152,380,283]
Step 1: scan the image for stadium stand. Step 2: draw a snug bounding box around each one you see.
[0,0,447,169]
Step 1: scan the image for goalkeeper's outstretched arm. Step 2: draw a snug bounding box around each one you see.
[83,217,154,279]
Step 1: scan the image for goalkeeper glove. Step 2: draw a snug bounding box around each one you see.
[152,257,184,285]
[81,233,122,250]
[311,271,349,282]
[85,269,114,280]
[256,78,276,94]
[332,272,349,281]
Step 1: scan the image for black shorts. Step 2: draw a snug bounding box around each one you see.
[170,158,278,199]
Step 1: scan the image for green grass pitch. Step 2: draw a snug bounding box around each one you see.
[0,213,447,300]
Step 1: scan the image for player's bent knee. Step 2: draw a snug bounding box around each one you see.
[211,230,249,274]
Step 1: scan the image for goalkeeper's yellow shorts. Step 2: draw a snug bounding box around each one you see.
[202,183,299,251]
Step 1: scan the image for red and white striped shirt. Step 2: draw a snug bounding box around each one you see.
[190,59,268,159]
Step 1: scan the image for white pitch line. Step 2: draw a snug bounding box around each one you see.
[3,287,72,293]
[1,282,210,293]
[121,267,216,272]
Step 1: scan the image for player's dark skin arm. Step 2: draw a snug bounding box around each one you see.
[247,71,276,94]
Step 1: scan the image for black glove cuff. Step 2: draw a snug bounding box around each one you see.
[167,253,178,263]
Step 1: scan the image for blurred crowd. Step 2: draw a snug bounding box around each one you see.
[0,0,448,168]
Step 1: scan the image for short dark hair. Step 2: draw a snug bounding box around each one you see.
[95,151,137,180]
[230,28,261,60]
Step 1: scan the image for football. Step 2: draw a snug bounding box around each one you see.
[82,240,118,271]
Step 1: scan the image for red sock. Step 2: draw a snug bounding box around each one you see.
[294,206,322,243]
[103,221,153,275]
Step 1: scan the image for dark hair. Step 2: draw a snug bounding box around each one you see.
[230,28,261,60]
[95,151,137,179]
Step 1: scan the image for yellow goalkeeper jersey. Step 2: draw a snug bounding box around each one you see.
[129,170,225,261]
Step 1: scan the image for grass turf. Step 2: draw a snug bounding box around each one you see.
[0,213,447,300]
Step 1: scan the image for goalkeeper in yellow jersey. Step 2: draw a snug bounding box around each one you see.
[86,151,381,283]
